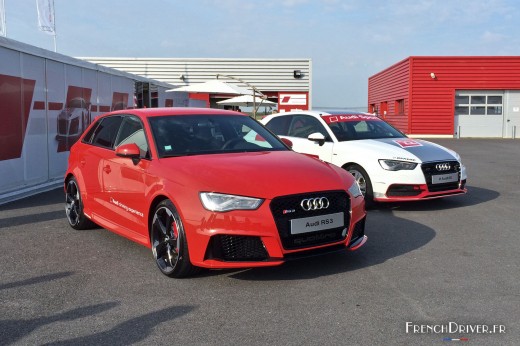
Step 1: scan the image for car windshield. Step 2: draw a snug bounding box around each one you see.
[321,114,406,141]
[67,98,87,108]
[149,114,289,157]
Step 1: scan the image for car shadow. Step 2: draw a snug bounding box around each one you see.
[0,188,66,230]
[227,208,435,281]
[0,271,74,291]
[0,302,119,345]
[0,210,65,230]
[40,305,196,346]
[1,302,196,345]
[372,185,499,212]
[0,188,63,211]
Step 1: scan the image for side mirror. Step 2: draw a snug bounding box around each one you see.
[115,143,141,164]
[308,132,326,146]
[281,137,293,149]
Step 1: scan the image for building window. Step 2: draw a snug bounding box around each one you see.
[454,93,503,116]
[395,99,404,115]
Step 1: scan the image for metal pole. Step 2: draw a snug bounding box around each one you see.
[216,74,264,118]
[53,0,57,52]
[1,0,6,37]
[513,125,517,139]
[457,126,461,139]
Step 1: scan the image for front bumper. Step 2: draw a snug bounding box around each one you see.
[374,180,467,202]
[184,191,367,269]
[373,161,467,202]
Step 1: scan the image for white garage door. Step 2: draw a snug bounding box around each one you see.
[504,91,520,139]
[454,91,504,138]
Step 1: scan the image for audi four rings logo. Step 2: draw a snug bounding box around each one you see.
[435,163,451,171]
[301,197,330,211]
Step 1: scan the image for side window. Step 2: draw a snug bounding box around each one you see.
[82,120,100,144]
[265,115,292,135]
[91,116,123,149]
[115,116,149,156]
[288,115,329,139]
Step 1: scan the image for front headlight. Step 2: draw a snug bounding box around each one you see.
[199,192,264,212]
[348,181,363,198]
[379,159,418,171]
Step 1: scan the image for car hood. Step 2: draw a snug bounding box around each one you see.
[157,151,351,199]
[340,138,458,163]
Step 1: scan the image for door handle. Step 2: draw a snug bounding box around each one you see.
[103,165,111,174]
[80,159,86,167]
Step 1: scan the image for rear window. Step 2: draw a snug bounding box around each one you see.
[90,116,123,149]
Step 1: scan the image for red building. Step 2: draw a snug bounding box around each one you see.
[368,56,520,138]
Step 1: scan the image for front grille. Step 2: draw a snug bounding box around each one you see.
[387,185,423,197]
[204,235,268,262]
[270,190,350,250]
[57,118,68,135]
[421,161,460,192]
[69,117,80,135]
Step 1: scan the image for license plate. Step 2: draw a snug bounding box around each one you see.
[290,212,344,235]
[432,173,458,184]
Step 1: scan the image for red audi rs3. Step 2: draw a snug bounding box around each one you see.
[64,108,367,277]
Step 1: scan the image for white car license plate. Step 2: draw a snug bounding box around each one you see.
[432,173,458,184]
[290,212,344,235]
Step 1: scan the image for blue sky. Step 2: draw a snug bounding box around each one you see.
[3,0,520,108]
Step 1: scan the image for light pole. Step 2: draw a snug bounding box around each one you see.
[216,74,266,118]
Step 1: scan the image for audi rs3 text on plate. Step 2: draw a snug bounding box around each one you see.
[262,110,467,204]
[64,108,367,278]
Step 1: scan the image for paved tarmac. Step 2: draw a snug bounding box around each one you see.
[0,139,518,345]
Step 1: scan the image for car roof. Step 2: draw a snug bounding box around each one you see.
[316,109,373,116]
[104,107,246,118]
[269,109,374,117]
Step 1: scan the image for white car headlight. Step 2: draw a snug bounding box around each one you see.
[379,159,418,171]
[348,181,363,198]
[199,192,264,212]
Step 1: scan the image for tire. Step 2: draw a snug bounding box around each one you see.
[345,164,374,207]
[65,177,96,230]
[151,200,199,278]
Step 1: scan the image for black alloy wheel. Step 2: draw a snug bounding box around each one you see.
[65,177,96,230]
[151,200,198,278]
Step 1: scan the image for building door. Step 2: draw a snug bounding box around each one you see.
[504,91,520,139]
[454,91,504,138]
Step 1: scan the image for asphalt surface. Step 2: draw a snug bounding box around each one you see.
[0,139,518,345]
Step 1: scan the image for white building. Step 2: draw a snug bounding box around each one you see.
[81,57,312,112]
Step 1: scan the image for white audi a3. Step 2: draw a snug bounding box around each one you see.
[261,110,467,204]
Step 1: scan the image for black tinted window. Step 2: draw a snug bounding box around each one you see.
[91,116,123,149]
[82,120,100,144]
[265,115,292,135]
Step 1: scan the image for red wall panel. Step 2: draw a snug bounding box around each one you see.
[368,58,410,132]
[0,74,35,161]
[370,56,520,135]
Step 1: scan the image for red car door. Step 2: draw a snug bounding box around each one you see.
[100,116,150,241]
